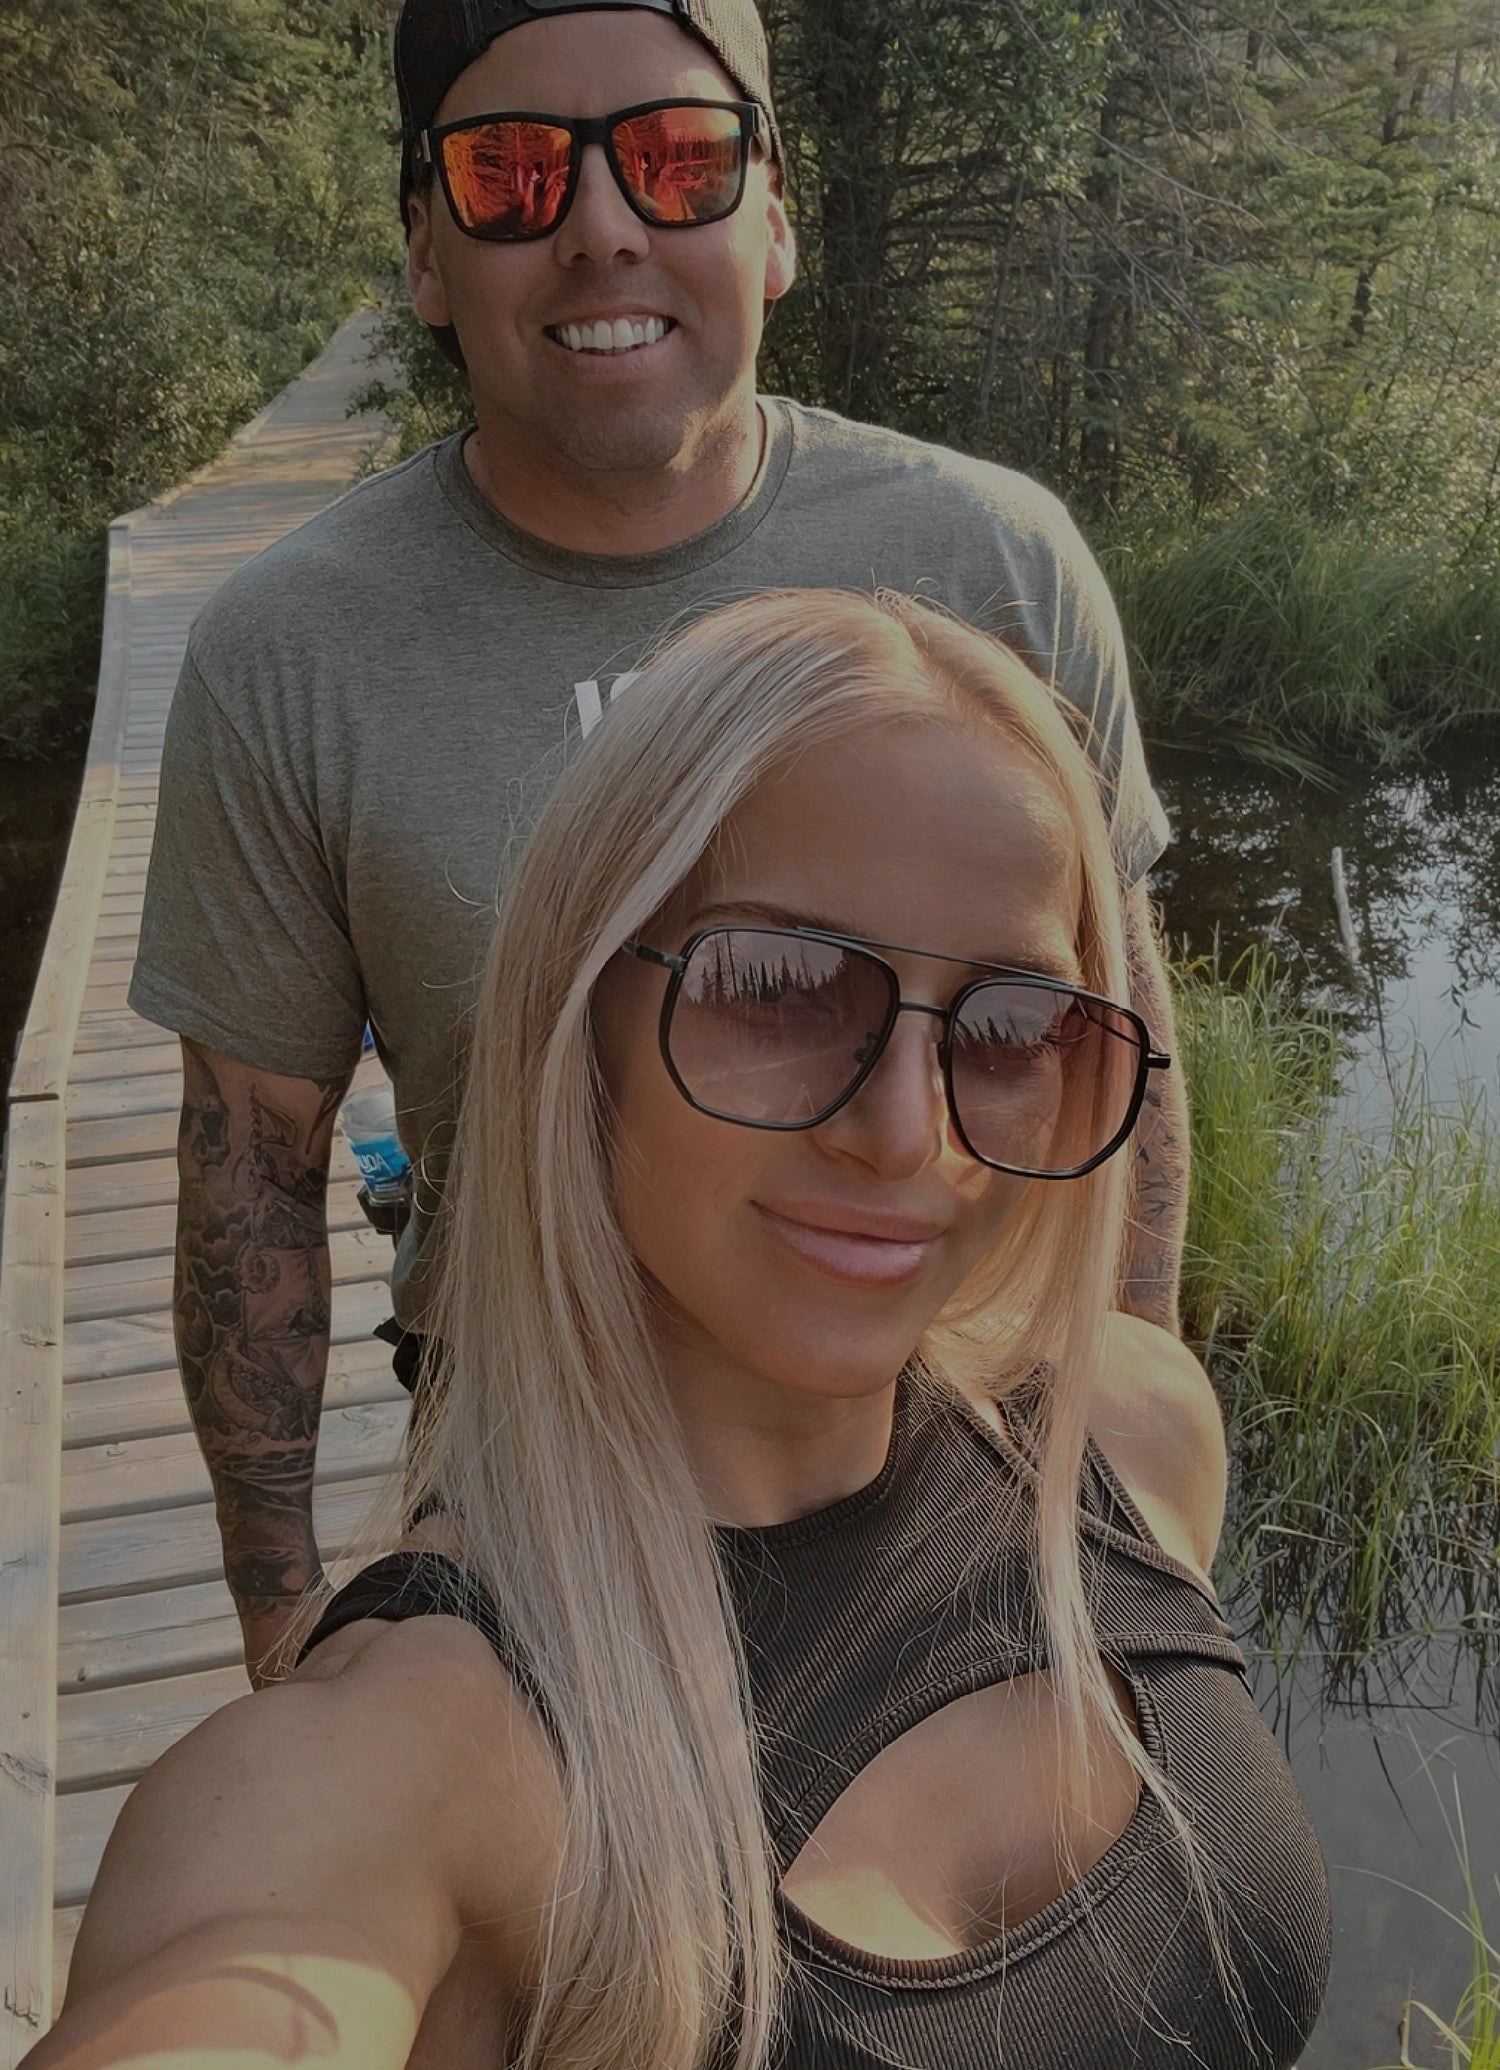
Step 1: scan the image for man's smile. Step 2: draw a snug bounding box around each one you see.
[547,314,676,354]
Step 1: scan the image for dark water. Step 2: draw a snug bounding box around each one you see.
[0,747,86,1101]
[1154,736,1500,2067]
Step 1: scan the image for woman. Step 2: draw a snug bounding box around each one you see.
[28,591,1330,2070]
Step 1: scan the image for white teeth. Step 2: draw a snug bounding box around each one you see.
[554,316,671,354]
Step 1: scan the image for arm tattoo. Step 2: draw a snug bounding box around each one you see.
[175,1046,347,1614]
[1121,886,1190,1335]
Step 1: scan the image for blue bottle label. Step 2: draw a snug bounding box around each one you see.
[350,1134,410,1199]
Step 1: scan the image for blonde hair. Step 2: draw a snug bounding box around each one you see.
[415,589,1185,2070]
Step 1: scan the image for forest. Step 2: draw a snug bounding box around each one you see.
[0,1,395,752]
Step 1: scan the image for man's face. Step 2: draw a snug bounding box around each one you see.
[406,11,795,483]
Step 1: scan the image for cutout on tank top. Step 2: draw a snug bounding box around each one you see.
[778,1661,1145,1962]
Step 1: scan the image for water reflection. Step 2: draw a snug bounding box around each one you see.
[1152,736,1500,1096]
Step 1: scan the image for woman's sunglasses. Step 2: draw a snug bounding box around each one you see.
[417,98,762,243]
[622,925,1170,1181]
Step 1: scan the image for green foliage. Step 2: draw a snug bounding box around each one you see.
[0,0,400,756]
[1177,950,1500,1694]
[350,299,471,466]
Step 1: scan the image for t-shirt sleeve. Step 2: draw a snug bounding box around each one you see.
[128,650,366,1081]
[1040,503,1168,885]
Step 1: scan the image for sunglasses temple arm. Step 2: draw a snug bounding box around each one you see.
[620,940,687,974]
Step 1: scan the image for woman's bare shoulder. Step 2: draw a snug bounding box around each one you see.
[1089,1313,1229,1584]
[65,1613,564,2026]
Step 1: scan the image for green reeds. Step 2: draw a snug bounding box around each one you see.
[1106,505,1500,767]
[1176,949,1500,1691]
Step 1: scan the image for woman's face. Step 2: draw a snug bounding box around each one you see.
[594,715,1085,1412]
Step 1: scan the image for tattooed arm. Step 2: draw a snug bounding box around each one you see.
[175,1039,352,1686]
[1120,879,1189,1336]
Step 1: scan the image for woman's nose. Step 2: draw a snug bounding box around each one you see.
[553,144,652,266]
[816,1012,950,1179]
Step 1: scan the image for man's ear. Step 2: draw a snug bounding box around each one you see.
[763,179,798,306]
[406,189,454,330]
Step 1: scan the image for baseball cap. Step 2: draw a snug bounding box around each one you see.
[395,0,782,224]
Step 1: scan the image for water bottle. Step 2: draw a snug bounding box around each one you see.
[340,1028,411,1238]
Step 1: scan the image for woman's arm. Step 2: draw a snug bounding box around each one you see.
[1091,1312,1228,1587]
[23,1616,555,2070]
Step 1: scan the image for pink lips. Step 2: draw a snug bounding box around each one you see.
[752,1202,946,1288]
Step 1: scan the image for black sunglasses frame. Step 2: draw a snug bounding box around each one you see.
[418,97,761,243]
[622,924,1170,1182]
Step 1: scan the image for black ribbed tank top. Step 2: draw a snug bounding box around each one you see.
[303,1380,1331,2068]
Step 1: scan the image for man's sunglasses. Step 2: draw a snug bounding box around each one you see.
[622,925,1170,1182]
[417,98,762,243]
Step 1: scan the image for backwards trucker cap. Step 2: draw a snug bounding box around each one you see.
[395,0,782,222]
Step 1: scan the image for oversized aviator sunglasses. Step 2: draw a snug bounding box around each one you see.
[622,925,1170,1182]
[417,97,762,243]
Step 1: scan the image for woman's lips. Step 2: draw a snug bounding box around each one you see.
[752,1203,943,1287]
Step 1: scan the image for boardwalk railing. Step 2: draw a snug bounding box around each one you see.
[0,313,403,2065]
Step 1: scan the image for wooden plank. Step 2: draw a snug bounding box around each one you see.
[68,1042,176,1085]
[70,1017,173,1059]
[64,1144,361,1216]
[64,1224,393,1324]
[59,1666,246,1791]
[59,1581,239,1694]
[63,1399,407,1524]
[63,1276,391,1383]
[66,1072,183,1125]
[64,1182,366,1267]
[61,1476,390,1602]
[67,1109,179,1165]
[55,1785,134,1908]
[53,1906,82,2012]
[63,1336,401,1450]
[0,1102,66,2059]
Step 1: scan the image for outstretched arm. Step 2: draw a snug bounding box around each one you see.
[1119,879,1189,1336]
[174,1038,351,1684]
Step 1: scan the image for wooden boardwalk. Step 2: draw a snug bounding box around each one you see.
[0,313,410,2062]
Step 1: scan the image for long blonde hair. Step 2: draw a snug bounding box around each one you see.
[416,589,1175,2070]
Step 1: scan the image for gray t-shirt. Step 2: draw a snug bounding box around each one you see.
[130,398,1168,1327]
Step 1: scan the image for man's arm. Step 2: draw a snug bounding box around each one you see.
[175,1039,352,1684]
[1120,878,1189,1335]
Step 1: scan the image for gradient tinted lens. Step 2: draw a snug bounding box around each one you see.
[949,983,1143,1175]
[611,104,747,223]
[667,930,894,1124]
[441,119,574,237]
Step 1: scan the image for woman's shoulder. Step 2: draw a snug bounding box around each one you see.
[1087,1314,1229,1584]
[64,1609,564,2034]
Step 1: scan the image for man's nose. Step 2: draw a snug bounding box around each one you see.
[553,143,651,266]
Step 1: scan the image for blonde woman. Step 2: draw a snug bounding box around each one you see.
[28,592,1330,2070]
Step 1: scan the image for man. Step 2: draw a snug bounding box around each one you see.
[130,0,1188,1684]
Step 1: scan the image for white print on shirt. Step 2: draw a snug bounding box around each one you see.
[573,672,644,738]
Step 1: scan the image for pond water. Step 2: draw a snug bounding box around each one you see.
[1154,735,1500,2068]
[0,746,86,1101]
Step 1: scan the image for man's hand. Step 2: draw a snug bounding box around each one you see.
[174,1039,351,1683]
[238,1589,323,1691]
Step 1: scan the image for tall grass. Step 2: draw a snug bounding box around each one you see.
[1106,505,1500,767]
[1177,950,1500,1695]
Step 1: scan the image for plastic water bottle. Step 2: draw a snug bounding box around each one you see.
[340,1028,411,1236]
